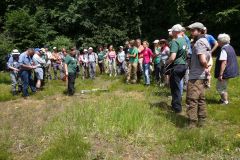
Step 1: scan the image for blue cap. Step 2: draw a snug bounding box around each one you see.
[35,48,40,52]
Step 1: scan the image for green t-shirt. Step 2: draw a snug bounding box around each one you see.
[170,37,187,65]
[64,54,77,73]
[129,47,138,63]
[154,47,161,64]
[98,51,105,61]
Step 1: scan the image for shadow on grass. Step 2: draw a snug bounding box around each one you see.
[150,101,188,128]
[206,97,219,105]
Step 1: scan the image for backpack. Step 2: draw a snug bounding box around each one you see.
[5,54,11,71]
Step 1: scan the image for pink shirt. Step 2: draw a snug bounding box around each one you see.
[142,48,153,64]
[108,51,116,60]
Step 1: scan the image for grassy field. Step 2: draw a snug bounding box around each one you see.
[0,59,240,160]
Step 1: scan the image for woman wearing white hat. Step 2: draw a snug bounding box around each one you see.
[7,49,22,95]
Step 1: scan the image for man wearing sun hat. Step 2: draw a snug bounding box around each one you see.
[166,24,188,115]
[7,49,22,95]
[186,22,211,128]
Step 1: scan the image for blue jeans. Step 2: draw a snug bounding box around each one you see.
[170,64,187,113]
[89,62,96,79]
[20,70,36,97]
[143,63,150,85]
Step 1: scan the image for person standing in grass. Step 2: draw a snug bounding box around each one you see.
[159,39,170,86]
[214,33,239,105]
[117,46,126,75]
[88,47,98,79]
[153,40,161,84]
[44,46,53,80]
[166,24,187,114]
[7,49,22,95]
[142,41,153,86]
[52,47,62,80]
[64,48,78,96]
[19,48,38,99]
[97,46,105,75]
[32,48,46,90]
[186,22,211,128]
[126,40,139,84]
[107,45,117,77]
[59,48,68,80]
[136,39,144,81]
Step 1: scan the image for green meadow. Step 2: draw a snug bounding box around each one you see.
[0,59,240,160]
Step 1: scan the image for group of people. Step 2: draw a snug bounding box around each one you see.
[6,22,239,128]
[165,22,239,128]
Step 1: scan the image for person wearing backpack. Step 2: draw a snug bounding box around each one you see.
[88,47,98,79]
[7,49,22,95]
[166,24,188,115]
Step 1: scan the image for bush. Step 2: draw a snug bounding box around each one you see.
[50,36,74,50]
[0,33,15,70]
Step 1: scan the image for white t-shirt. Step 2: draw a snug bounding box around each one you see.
[219,50,227,61]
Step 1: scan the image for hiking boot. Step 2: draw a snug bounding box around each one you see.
[198,118,206,127]
[188,120,197,129]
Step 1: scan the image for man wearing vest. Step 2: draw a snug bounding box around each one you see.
[166,24,187,114]
[186,22,211,128]
[215,33,239,105]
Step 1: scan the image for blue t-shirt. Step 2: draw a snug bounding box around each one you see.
[18,52,33,70]
[205,34,217,49]
[184,35,192,55]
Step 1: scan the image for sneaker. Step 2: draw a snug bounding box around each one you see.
[219,99,229,105]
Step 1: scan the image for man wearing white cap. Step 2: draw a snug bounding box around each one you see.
[166,24,188,114]
[88,47,98,79]
[7,49,22,95]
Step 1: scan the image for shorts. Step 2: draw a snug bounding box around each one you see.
[216,79,228,94]
[35,68,44,80]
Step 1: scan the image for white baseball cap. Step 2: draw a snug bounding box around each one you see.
[53,47,57,50]
[153,40,159,44]
[11,49,20,55]
[88,47,93,50]
[83,49,88,52]
[168,24,184,32]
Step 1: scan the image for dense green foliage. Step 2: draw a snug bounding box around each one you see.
[0,0,239,69]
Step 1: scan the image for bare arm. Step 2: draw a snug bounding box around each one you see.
[211,41,218,53]
[219,60,227,81]
[8,66,19,72]
[198,54,208,69]
[64,63,68,76]
[166,53,176,65]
